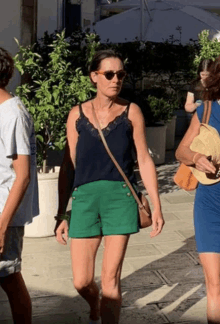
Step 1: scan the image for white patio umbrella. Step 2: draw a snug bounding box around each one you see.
[93,0,220,44]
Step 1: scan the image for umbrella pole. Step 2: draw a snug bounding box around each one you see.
[140,0,144,41]
[140,0,144,90]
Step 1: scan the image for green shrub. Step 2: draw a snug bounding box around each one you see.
[194,30,220,66]
[14,30,98,171]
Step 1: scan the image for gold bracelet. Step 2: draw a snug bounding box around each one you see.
[192,152,200,164]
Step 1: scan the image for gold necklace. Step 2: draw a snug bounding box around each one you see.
[93,101,112,128]
[96,110,111,128]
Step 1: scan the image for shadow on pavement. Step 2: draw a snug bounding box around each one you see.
[136,137,182,195]
[0,235,206,324]
[120,235,206,323]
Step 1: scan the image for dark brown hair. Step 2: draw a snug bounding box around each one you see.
[89,49,124,74]
[88,49,125,87]
[202,56,220,101]
[0,47,14,88]
[197,59,213,77]
[193,59,213,92]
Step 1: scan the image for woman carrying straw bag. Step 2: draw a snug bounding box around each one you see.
[176,56,220,324]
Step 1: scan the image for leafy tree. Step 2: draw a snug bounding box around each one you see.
[194,29,220,67]
[14,30,96,171]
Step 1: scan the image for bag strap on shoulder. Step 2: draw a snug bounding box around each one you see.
[202,100,212,124]
[91,101,146,211]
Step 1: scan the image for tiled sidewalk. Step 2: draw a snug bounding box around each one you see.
[0,189,207,324]
[0,143,207,323]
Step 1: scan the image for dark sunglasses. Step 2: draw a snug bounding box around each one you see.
[96,70,126,81]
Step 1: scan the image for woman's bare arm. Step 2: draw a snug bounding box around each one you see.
[129,103,164,237]
[57,142,75,216]
[175,113,216,174]
[55,106,80,244]
[57,106,80,214]
[185,92,200,113]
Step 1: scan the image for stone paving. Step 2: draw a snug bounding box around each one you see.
[0,142,207,324]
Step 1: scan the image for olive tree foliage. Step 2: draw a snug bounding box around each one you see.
[14,30,98,171]
[194,29,220,66]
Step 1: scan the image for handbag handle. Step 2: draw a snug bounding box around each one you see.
[91,101,148,212]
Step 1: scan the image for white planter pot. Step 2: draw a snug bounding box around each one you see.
[165,115,177,150]
[24,171,59,238]
[146,124,167,165]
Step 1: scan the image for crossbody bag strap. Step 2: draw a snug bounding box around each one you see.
[91,102,145,211]
[202,100,212,124]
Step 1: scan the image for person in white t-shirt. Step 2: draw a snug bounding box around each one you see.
[0,47,39,323]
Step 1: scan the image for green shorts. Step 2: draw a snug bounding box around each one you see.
[69,180,139,238]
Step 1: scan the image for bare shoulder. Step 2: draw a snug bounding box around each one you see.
[67,105,80,124]
[117,97,129,107]
[128,102,144,124]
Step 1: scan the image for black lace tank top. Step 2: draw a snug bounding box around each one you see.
[73,102,137,188]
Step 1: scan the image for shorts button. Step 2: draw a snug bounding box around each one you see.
[127,192,131,197]
[74,187,78,191]
[123,184,127,188]
[73,197,76,200]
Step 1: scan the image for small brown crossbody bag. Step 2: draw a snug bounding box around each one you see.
[91,103,152,228]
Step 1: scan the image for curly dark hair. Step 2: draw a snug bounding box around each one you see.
[202,56,220,101]
[0,47,14,88]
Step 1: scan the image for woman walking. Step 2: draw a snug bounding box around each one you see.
[185,59,212,113]
[176,55,220,323]
[55,49,164,324]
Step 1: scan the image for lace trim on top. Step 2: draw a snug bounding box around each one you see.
[76,105,132,138]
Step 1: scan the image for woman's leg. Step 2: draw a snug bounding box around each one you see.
[70,236,102,321]
[199,253,220,324]
[100,234,130,324]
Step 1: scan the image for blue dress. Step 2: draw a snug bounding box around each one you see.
[194,101,220,253]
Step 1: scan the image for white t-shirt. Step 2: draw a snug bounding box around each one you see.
[0,96,39,226]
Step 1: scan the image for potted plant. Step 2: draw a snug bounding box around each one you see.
[14,30,97,237]
[144,95,169,164]
[137,91,175,164]
[164,94,179,150]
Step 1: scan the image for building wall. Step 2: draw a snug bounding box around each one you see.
[0,0,22,92]
[0,0,38,92]
[37,0,59,38]
[81,0,96,27]
[21,0,37,46]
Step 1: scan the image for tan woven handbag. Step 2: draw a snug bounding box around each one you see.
[91,102,152,228]
[173,100,212,190]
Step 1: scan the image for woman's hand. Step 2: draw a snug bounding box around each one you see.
[194,154,216,174]
[55,220,69,245]
[150,209,165,238]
